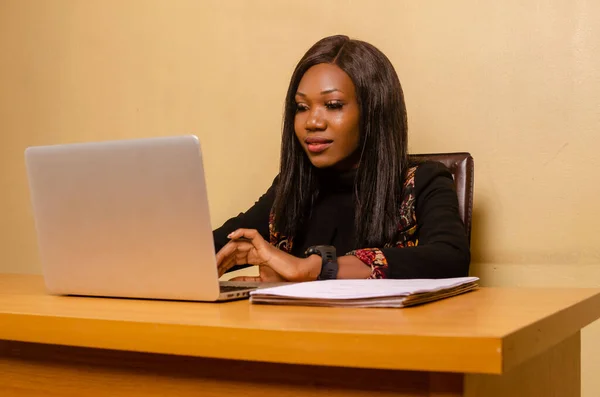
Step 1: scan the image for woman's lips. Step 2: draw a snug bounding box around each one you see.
[307,142,332,153]
[305,138,333,154]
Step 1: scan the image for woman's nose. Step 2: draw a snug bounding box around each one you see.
[305,108,327,131]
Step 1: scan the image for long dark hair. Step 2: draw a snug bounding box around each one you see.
[273,35,409,248]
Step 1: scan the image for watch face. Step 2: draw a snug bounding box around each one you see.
[305,245,337,258]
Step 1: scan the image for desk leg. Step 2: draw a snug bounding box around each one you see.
[465,331,581,397]
[0,340,459,397]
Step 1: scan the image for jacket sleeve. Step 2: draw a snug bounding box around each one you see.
[212,175,278,253]
[347,162,471,279]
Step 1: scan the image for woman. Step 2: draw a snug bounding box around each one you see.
[213,35,470,282]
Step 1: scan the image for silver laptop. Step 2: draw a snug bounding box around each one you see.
[24,135,259,302]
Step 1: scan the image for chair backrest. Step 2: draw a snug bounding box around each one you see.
[409,152,474,242]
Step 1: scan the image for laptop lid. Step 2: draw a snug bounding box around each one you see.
[24,135,223,301]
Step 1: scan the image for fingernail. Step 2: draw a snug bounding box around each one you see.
[227,233,233,238]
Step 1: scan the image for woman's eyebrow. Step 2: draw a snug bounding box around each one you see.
[295,88,343,97]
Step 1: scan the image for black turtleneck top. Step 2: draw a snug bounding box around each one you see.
[213,161,470,279]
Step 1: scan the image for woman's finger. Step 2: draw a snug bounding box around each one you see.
[230,241,254,253]
[216,240,252,274]
[215,240,237,266]
[218,246,245,275]
[218,254,237,277]
[230,276,262,282]
[217,239,254,265]
[228,229,264,245]
[218,240,264,276]
[235,250,247,261]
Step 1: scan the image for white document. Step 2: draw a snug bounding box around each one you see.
[249,277,480,308]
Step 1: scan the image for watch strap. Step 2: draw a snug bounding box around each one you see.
[304,245,338,280]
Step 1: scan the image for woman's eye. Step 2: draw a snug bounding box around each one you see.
[326,101,343,110]
[296,103,308,112]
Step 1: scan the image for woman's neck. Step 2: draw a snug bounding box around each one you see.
[316,166,357,193]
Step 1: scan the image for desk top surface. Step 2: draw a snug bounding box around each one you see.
[1,274,600,374]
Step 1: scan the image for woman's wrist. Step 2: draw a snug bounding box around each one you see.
[300,254,322,281]
[268,248,371,281]
[298,254,371,281]
[337,255,372,279]
[267,248,321,282]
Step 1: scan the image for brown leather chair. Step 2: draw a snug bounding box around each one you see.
[409,152,474,243]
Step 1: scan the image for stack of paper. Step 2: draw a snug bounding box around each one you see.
[249,277,479,308]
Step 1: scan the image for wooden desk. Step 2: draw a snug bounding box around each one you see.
[1,274,600,396]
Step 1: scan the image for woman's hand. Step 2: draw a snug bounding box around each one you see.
[215,228,321,282]
[230,265,287,283]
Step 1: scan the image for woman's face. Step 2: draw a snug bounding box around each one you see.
[294,63,360,170]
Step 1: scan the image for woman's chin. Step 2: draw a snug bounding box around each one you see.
[308,156,360,171]
[307,156,335,169]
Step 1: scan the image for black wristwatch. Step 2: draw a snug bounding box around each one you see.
[304,245,338,280]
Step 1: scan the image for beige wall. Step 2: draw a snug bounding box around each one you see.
[1,0,599,394]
